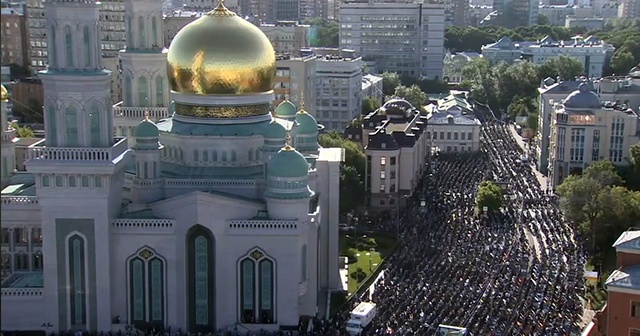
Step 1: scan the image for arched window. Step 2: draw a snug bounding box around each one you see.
[83,26,91,67]
[42,175,50,187]
[203,150,208,162]
[128,247,165,328]
[50,27,57,67]
[127,15,133,48]
[64,25,73,67]
[248,149,253,162]
[89,105,100,146]
[155,76,164,107]
[138,76,149,107]
[81,176,89,187]
[138,16,146,49]
[186,225,215,331]
[151,16,158,47]
[64,107,78,146]
[231,150,236,162]
[144,162,149,179]
[301,245,307,282]
[47,104,57,146]
[222,151,227,162]
[32,252,43,270]
[69,176,76,187]
[212,150,218,162]
[193,150,199,162]
[67,234,87,326]
[95,176,102,188]
[238,249,276,324]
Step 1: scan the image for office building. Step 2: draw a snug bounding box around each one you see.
[619,0,640,18]
[299,0,328,20]
[1,1,343,332]
[481,36,523,65]
[339,2,445,79]
[492,0,538,26]
[565,16,604,31]
[547,83,640,187]
[1,5,29,68]
[258,21,310,55]
[424,92,481,153]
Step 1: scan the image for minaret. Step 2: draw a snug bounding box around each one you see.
[131,114,164,204]
[119,0,169,144]
[1,85,16,188]
[25,0,131,332]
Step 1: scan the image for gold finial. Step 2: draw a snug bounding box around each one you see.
[299,91,306,113]
[284,127,293,150]
[208,0,235,16]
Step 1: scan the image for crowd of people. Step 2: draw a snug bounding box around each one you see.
[343,113,586,335]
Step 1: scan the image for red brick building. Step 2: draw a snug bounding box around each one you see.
[601,230,640,336]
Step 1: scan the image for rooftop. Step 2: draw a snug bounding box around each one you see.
[605,266,640,291]
[1,183,36,196]
[613,229,640,251]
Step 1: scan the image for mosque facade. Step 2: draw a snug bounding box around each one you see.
[0,0,343,333]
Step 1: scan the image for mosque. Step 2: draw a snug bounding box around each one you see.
[0,0,343,333]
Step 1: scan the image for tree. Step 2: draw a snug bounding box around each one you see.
[304,18,339,47]
[10,122,35,138]
[381,72,401,96]
[476,181,503,213]
[526,113,538,132]
[537,55,585,81]
[610,50,637,75]
[391,85,427,110]
[537,14,550,26]
[630,141,640,172]
[362,97,380,115]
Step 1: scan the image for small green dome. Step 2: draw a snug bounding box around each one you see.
[135,119,159,138]
[267,146,309,178]
[264,120,287,139]
[275,100,297,118]
[295,111,318,134]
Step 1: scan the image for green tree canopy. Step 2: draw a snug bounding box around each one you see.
[630,141,640,171]
[476,181,503,213]
[11,122,35,138]
[304,18,339,47]
[390,84,427,110]
[362,97,380,115]
[537,55,585,81]
[381,72,401,96]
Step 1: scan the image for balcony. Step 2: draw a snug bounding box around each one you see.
[113,102,170,120]
[26,137,128,162]
[227,220,300,236]
[1,196,39,208]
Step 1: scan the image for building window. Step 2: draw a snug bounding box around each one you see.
[32,252,43,270]
[187,225,215,331]
[50,27,57,67]
[248,149,253,162]
[380,184,385,192]
[1,229,9,245]
[55,175,63,187]
[390,157,396,165]
[454,132,458,140]
[432,132,437,140]
[390,184,396,192]
[128,247,165,328]
[468,132,472,141]
[81,176,89,187]
[83,26,91,67]
[440,131,444,139]
[14,253,29,271]
[238,249,276,324]
[138,16,146,48]
[64,25,73,67]
[42,175,50,187]
[89,105,100,146]
[461,132,466,140]
[380,171,385,179]
[155,76,164,107]
[65,107,78,146]
[203,151,209,162]
[47,105,57,146]
[67,234,87,326]
[32,228,42,245]
[447,132,451,140]
[138,76,149,107]
[69,176,76,187]
[631,329,640,336]
[95,176,103,188]
[300,245,307,282]
[193,150,199,161]
[2,253,12,276]
[231,150,237,162]
[125,75,133,106]
[14,228,27,245]
[380,157,386,166]
[632,301,640,317]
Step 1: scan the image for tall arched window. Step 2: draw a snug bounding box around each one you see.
[193,150,199,161]
[151,16,158,47]
[203,150,208,162]
[65,107,78,146]
[301,245,307,282]
[231,150,237,162]
[155,76,164,107]
[222,151,227,162]
[138,76,149,107]
[50,27,57,67]
[128,247,165,328]
[89,105,100,146]
[67,234,87,326]
[83,26,91,67]
[138,16,146,49]
[212,150,218,162]
[47,104,57,146]
[238,249,276,324]
[186,225,215,332]
[125,74,133,106]
[248,149,253,162]
[64,25,73,67]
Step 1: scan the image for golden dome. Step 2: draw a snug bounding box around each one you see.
[166,1,276,95]
[1,85,7,101]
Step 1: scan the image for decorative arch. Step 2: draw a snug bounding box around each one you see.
[65,231,88,328]
[88,104,101,147]
[64,106,79,146]
[64,25,73,67]
[237,247,276,324]
[126,15,133,48]
[138,16,146,49]
[126,246,166,329]
[124,73,133,106]
[151,16,158,47]
[83,25,91,67]
[50,25,57,68]
[155,75,164,107]
[47,103,57,146]
[186,225,215,332]
[138,76,149,107]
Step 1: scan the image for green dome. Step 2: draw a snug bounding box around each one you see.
[267,146,309,178]
[295,111,318,134]
[264,120,287,139]
[275,100,297,118]
[135,119,159,138]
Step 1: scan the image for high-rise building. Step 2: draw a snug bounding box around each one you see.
[299,0,328,21]
[339,2,445,79]
[0,85,17,189]
[492,0,539,27]
[619,0,640,18]
[273,54,317,113]
[258,21,311,55]
[1,5,29,68]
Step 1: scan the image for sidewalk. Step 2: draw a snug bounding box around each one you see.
[507,125,549,191]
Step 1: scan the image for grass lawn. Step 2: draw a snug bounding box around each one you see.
[339,231,396,296]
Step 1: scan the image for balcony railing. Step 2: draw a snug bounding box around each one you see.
[1,196,39,207]
[26,137,128,162]
[1,288,43,297]
[113,102,170,120]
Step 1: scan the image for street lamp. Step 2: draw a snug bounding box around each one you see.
[366,252,372,271]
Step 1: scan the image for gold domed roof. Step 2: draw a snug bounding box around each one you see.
[1,85,7,101]
[167,1,276,95]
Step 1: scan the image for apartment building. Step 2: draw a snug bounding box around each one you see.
[25,0,126,71]
[362,73,384,105]
[1,5,28,69]
[482,35,615,78]
[424,92,481,153]
[565,16,605,31]
[362,98,430,210]
[259,21,310,55]
[547,83,640,187]
[163,10,205,47]
[273,54,318,116]
[492,0,538,26]
[314,52,363,132]
[339,2,445,79]
[537,74,640,175]
[9,77,43,120]
[619,0,640,18]
[299,0,328,21]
